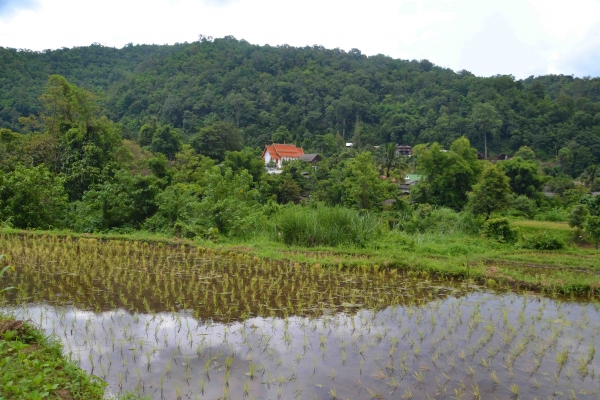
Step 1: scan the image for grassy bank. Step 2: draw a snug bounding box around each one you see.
[1,217,599,296]
[0,315,105,400]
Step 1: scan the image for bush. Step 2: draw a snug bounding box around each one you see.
[482,218,517,243]
[509,195,537,219]
[521,233,565,250]
[534,208,567,222]
[275,205,381,247]
[394,205,483,235]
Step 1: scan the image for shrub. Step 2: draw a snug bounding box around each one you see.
[482,218,517,243]
[510,195,537,219]
[394,205,482,235]
[275,205,381,247]
[567,204,589,234]
[521,233,565,250]
[534,208,567,222]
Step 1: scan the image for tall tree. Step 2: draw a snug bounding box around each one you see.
[149,124,182,160]
[470,103,502,159]
[191,122,243,162]
[411,138,482,210]
[581,165,600,190]
[498,156,545,198]
[467,164,512,220]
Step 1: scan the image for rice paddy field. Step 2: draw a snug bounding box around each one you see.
[2,232,600,399]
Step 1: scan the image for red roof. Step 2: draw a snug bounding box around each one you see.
[262,144,304,160]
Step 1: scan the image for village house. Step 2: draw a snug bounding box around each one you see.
[299,153,321,164]
[396,145,412,156]
[399,174,422,195]
[262,143,305,168]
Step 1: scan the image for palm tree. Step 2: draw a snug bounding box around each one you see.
[382,143,398,178]
[581,165,600,190]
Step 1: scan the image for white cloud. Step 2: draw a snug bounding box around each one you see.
[0,0,598,78]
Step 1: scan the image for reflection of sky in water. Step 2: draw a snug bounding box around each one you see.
[4,292,600,399]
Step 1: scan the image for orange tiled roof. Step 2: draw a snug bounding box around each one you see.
[263,143,304,160]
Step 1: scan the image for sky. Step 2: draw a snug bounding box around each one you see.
[1,0,599,79]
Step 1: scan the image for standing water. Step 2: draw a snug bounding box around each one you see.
[1,234,599,399]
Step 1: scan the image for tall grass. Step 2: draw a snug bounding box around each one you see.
[274,205,381,247]
[393,205,483,235]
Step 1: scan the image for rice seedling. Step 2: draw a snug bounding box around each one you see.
[1,233,599,399]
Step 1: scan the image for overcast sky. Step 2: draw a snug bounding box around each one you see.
[1,0,599,79]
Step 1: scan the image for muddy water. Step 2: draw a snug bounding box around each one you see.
[1,235,600,399]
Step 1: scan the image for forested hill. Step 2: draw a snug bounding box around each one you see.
[2,37,600,169]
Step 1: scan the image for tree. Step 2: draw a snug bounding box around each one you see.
[342,152,396,209]
[38,76,128,200]
[381,142,399,178]
[191,122,243,162]
[225,92,251,128]
[585,216,600,249]
[138,122,156,147]
[470,103,502,159]
[498,156,545,198]
[271,126,293,143]
[40,74,99,137]
[467,164,512,220]
[0,165,68,229]
[73,170,160,232]
[149,124,181,160]
[568,204,589,239]
[514,146,536,160]
[341,85,373,146]
[580,165,600,190]
[224,148,265,183]
[411,138,482,210]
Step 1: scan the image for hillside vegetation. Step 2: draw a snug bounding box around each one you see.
[1,37,599,173]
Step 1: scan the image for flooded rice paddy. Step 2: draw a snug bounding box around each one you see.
[1,234,600,399]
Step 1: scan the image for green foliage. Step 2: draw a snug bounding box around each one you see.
[534,208,568,222]
[0,42,597,170]
[482,218,517,243]
[581,194,600,216]
[580,165,600,190]
[72,170,160,232]
[271,126,293,143]
[148,124,181,160]
[547,175,575,195]
[0,165,68,229]
[498,156,545,197]
[393,205,483,235]
[0,315,106,399]
[342,152,396,209]
[510,195,537,219]
[274,204,381,247]
[191,122,243,162]
[467,164,512,220]
[411,137,482,210]
[514,146,536,160]
[145,167,259,238]
[470,103,502,158]
[0,255,17,293]
[521,233,566,250]
[585,215,600,249]
[567,204,589,232]
[224,148,265,183]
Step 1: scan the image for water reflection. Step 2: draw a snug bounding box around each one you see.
[5,291,600,399]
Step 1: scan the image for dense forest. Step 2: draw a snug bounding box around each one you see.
[1,37,600,244]
[1,37,600,172]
